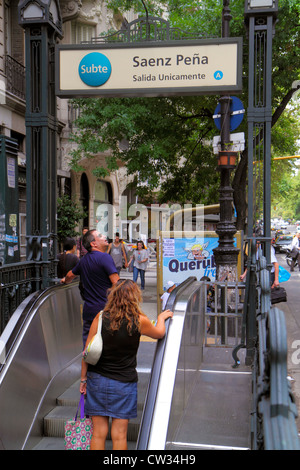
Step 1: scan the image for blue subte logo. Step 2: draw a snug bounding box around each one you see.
[79,52,112,87]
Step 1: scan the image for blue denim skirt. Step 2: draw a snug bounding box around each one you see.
[85,372,137,419]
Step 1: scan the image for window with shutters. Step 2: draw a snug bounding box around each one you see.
[71,21,96,44]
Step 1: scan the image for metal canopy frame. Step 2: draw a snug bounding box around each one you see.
[246,0,278,264]
[85,16,205,44]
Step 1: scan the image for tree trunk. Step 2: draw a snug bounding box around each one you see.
[232,85,300,233]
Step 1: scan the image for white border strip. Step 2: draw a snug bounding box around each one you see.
[167,441,250,451]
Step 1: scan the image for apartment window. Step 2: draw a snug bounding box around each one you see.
[5,0,24,64]
[11,131,25,153]
[71,21,96,43]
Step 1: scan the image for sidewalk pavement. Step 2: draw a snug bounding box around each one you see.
[120,261,159,324]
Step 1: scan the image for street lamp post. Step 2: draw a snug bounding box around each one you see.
[18,0,63,287]
[213,0,240,283]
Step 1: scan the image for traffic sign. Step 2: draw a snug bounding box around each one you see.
[213,96,245,131]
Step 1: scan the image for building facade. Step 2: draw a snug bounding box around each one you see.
[0,0,137,264]
[57,0,138,240]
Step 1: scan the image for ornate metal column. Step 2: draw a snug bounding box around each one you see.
[18,0,63,287]
[244,0,278,365]
[245,0,278,262]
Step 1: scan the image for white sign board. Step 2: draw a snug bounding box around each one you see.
[56,38,242,98]
[213,132,245,154]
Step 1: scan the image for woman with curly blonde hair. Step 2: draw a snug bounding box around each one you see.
[80,279,173,450]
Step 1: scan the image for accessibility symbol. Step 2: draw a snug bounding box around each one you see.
[214,71,224,81]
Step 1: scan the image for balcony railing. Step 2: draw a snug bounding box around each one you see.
[5,55,25,101]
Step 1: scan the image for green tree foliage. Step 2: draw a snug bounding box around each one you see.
[57,194,87,246]
[70,94,220,205]
[271,170,300,220]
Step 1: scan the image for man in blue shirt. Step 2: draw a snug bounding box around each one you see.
[61,230,119,346]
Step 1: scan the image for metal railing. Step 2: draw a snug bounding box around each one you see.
[0,260,56,335]
[204,281,245,348]
[83,16,213,45]
[0,232,58,334]
[5,55,25,101]
[245,240,300,450]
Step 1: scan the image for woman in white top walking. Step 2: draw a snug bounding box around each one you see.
[128,241,148,290]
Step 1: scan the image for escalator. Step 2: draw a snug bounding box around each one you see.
[0,282,83,450]
[0,278,252,450]
[137,277,252,450]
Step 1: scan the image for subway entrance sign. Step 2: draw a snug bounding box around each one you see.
[55,38,242,98]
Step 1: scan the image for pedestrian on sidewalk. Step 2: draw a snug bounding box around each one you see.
[161,280,176,310]
[271,245,280,288]
[57,237,79,278]
[77,226,89,258]
[289,233,300,272]
[107,233,128,275]
[128,241,148,290]
[61,230,119,346]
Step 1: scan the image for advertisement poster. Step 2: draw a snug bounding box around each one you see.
[162,234,239,290]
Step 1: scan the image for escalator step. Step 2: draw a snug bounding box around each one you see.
[33,437,65,451]
[44,405,142,441]
[33,437,137,450]
[57,380,81,407]
[34,346,153,450]
[44,405,77,438]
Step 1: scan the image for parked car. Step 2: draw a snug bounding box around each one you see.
[275,229,290,238]
[273,235,293,253]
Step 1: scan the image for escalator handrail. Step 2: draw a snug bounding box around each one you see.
[136,276,197,450]
[0,281,79,374]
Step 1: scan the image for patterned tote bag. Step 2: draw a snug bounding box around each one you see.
[64,394,93,450]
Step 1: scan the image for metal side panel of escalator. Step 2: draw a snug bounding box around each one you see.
[0,281,83,450]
